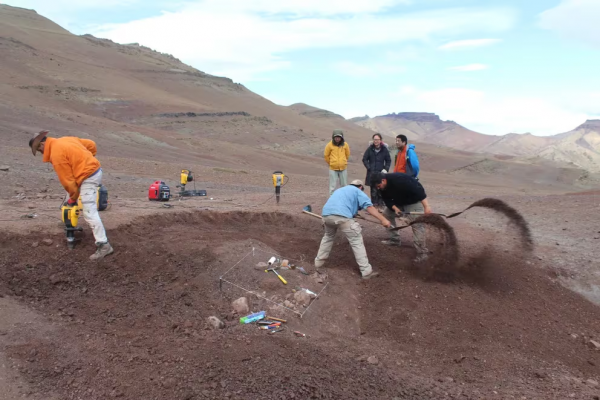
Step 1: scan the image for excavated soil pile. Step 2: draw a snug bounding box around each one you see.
[465,197,534,251]
[1,211,600,399]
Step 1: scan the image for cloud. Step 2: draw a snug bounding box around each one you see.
[332,61,406,77]
[91,3,516,81]
[438,38,502,50]
[339,86,588,135]
[210,0,410,16]
[539,0,600,47]
[447,63,488,71]
[404,87,587,135]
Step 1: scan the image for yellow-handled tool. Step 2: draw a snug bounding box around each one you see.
[266,268,287,285]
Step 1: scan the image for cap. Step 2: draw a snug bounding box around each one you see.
[350,179,364,186]
[30,130,49,156]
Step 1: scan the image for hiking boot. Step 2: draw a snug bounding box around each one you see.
[362,271,380,280]
[413,253,429,263]
[381,239,401,246]
[90,242,114,261]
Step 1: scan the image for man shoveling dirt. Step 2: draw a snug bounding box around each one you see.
[29,130,114,260]
[314,179,391,279]
[371,172,432,263]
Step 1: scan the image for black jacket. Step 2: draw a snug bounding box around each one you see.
[379,173,427,209]
[362,144,391,186]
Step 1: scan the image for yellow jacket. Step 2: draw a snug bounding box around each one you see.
[324,141,350,171]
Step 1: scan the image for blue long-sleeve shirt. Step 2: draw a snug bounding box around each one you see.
[322,185,373,218]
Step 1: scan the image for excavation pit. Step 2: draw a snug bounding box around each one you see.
[1,210,600,399]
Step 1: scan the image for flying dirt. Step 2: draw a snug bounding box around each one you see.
[463,197,534,251]
[407,197,534,279]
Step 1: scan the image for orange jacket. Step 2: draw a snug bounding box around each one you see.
[42,137,101,201]
[79,139,97,156]
[393,147,407,173]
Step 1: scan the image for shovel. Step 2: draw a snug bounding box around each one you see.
[302,205,323,220]
[388,211,465,231]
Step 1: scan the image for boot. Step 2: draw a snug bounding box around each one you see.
[90,242,114,261]
[413,253,429,263]
[361,271,380,280]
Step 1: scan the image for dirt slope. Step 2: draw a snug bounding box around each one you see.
[2,3,595,195]
[2,210,600,399]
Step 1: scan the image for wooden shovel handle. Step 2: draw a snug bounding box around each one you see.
[302,210,323,219]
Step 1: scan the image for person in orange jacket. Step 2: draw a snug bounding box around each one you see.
[29,130,114,260]
[324,130,350,196]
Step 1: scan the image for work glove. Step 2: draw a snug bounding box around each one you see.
[64,198,77,207]
[381,169,387,174]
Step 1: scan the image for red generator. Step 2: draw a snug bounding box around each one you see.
[148,181,171,201]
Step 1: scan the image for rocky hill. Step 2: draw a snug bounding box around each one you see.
[353,113,600,172]
[355,112,500,152]
[287,103,345,120]
[0,3,596,193]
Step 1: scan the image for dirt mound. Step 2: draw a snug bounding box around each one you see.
[1,211,600,399]
[464,198,533,251]
[409,214,460,280]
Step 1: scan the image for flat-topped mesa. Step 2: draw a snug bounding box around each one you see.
[577,119,600,130]
[383,112,442,123]
[348,115,370,123]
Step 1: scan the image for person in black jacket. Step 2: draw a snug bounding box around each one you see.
[370,172,431,262]
[362,133,391,207]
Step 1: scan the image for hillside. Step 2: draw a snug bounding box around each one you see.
[356,112,500,151]
[0,3,596,196]
[3,5,600,399]
[287,103,345,120]
[0,4,375,172]
[353,113,600,172]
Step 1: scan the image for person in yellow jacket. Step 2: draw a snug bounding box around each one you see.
[29,130,114,261]
[324,129,350,196]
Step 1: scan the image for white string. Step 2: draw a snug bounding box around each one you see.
[219,248,254,279]
[300,282,329,318]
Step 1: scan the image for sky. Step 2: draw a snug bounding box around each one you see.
[4,0,600,135]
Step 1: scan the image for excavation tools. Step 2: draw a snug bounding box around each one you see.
[272,171,286,204]
[302,205,323,219]
[177,169,207,197]
[259,323,282,330]
[267,316,287,323]
[293,331,307,337]
[61,199,83,250]
[302,204,416,225]
[240,311,266,324]
[61,186,108,249]
[297,267,309,275]
[266,267,288,285]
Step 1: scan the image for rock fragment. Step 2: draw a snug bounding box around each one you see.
[207,316,225,330]
[231,297,249,314]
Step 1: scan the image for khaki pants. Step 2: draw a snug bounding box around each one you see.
[64,169,108,244]
[314,215,372,277]
[383,203,428,254]
[328,169,347,196]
